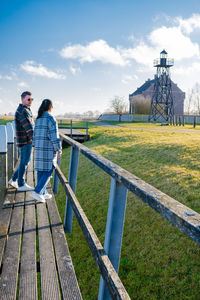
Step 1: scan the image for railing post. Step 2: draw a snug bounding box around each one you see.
[53,156,61,194]
[175,115,178,126]
[70,120,73,138]
[178,116,181,126]
[6,122,14,180]
[86,122,88,137]
[64,146,79,233]
[12,120,18,164]
[0,125,7,206]
[193,116,196,128]
[173,115,175,125]
[98,177,128,300]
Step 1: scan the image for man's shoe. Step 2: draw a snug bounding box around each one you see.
[43,193,52,200]
[30,191,46,203]
[17,183,34,192]
[8,179,18,189]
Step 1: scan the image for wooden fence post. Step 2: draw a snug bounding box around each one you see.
[53,139,63,194]
[0,125,7,206]
[86,122,88,138]
[175,115,178,126]
[70,120,73,138]
[193,116,196,128]
[53,157,61,194]
[6,122,14,180]
[64,146,79,233]
[182,115,185,126]
[178,116,181,126]
[98,178,128,300]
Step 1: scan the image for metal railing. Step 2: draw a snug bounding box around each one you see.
[53,132,200,300]
[58,119,89,138]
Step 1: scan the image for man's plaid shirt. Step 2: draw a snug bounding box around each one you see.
[15,104,34,147]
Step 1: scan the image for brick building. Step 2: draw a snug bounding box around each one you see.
[129,78,185,115]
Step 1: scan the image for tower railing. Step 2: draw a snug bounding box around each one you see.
[153,58,174,67]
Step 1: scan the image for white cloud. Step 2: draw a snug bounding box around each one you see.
[174,62,200,75]
[18,81,29,88]
[0,74,13,80]
[59,15,200,71]
[148,26,199,60]
[60,40,128,66]
[121,74,138,85]
[21,61,66,79]
[90,87,101,92]
[120,15,200,71]
[176,14,200,34]
[69,65,81,75]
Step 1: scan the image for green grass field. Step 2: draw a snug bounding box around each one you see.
[54,123,200,299]
[0,117,14,125]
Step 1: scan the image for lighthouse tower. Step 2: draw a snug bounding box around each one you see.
[149,50,174,122]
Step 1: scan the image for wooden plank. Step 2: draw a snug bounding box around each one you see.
[46,185,82,299]
[0,159,19,267]
[18,159,37,300]
[0,191,14,267]
[55,165,130,300]
[0,190,24,299]
[37,194,61,300]
[59,133,200,245]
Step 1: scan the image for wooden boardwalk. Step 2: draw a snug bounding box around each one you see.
[59,129,89,143]
[0,158,82,300]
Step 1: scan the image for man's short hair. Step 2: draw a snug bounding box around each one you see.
[21,91,31,99]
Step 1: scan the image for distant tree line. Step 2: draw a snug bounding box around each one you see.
[184,83,200,115]
[57,110,101,119]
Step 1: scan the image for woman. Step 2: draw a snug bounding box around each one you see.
[31,99,62,203]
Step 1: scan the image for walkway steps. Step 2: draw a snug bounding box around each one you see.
[0,158,82,300]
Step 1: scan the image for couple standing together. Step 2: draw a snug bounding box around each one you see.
[8,91,62,203]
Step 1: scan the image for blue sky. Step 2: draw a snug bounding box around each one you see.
[1,0,200,115]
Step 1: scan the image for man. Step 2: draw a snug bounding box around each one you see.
[8,91,34,191]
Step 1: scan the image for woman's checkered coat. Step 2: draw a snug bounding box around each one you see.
[33,111,62,171]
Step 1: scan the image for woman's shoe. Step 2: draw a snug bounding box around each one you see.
[30,191,46,203]
[44,193,52,200]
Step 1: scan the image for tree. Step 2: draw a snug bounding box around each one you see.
[109,96,127,114]
[184,83,200,115]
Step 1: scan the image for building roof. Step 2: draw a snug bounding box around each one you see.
[129,78,184,97]
[129,79,155,96]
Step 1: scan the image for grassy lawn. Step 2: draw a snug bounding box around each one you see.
[0,117,14,125]
[54,124,200,299]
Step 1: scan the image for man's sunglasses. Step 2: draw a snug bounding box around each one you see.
[27,98,34,101]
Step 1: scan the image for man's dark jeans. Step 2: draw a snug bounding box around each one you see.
[12,143,32,187]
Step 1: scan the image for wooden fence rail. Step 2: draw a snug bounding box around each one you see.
[169,115,199,127]
[53,132,200,300]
